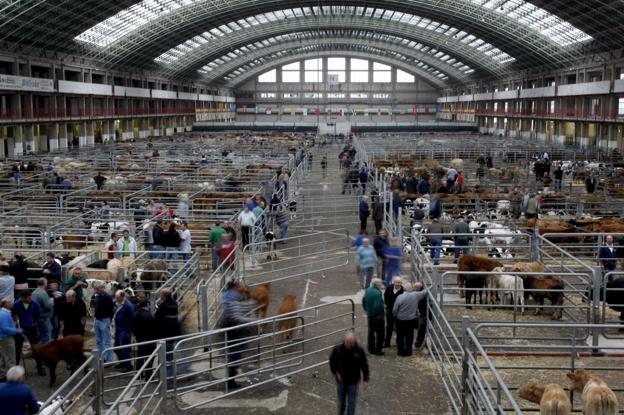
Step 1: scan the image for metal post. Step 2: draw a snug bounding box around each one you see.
[92,349,102,415]
[591,266,602,354]
[461,316,470,415]
[200,283,209,332]
[158,341,168,413]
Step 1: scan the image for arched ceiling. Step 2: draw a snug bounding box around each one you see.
[220,47,448,89]
[0,1,619,87]
[199,32,471,83]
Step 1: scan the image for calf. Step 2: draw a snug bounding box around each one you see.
[251,284,270,318]
[567,369,618,415]
[488,268,525,313]
[521,275,564,320]
[135,259,168,292]
[457,255,502,300]
[518,383,571,415]
[31,335,86,387]
[276,294,298,342]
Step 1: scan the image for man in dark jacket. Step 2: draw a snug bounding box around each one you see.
[373,230,389,281]
[384,276,404,348]
[553,164,564,192]
[329,331,369,415]
[371,198,383,234]
[113,290,135,372]
[12,291,45,375]
[414,282,429,349]
[598,235,619,281]
[132,298,158,377]
[93,282,114,363]
[358,196,370,233]
[151,219,165,259]
[41,253,61,285]
[362,279,384,355]
[155,288,180,377]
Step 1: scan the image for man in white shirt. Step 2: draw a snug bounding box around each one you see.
[238,206,257,248]
[179,222,192,273]
[115,230,137,259]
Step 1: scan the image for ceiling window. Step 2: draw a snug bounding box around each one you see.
[350,58,369,83]
[373,62,391,83]
[305,58,323,83]
[396,69,415,83]
[259,92,276,98]
[327,93,346,99]
[327,57,346,83]
[282,62,300,83]
[258,69,276,83]
[350,93,368,99]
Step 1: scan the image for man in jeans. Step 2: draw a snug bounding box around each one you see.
[329,331,369,415]
[93,282,114,363]
[32,278,53,344]
[451,217,470,264]
[0,298,22,381]
[392,282,428,357]
[356,238,377,289]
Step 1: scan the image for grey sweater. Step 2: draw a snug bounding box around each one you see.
[32,288,54,320]
[392,290,428,321]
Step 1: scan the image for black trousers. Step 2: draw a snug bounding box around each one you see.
[395,319,416,356]
[367,316,384,354]
[360,216,368,232]
[384,312,395,347]
[415,316,427,347]
[15,326,43,370]
[241,226,251,247]
[374,220,382,233]
[135,342,156,376]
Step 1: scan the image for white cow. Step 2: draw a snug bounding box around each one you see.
[488,267,525,313]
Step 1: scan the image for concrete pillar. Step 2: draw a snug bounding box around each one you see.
[49,123,59,152]
[102,120,113,143]
[154,118,161,137]
[59,123,68,150]
[79,122,88,147]
[37,124,48,152]
[24,124,35,153]
[86,121,95,146]
[14,125,24,156]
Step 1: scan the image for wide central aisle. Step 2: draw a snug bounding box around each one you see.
[177,143,451,415]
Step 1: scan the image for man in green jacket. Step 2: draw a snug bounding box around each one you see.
[209,221,226,270]
[362,278,385,355]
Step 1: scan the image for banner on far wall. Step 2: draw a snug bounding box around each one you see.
[0,74,54,93]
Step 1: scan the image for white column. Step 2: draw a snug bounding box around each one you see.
[14,126,24,156]
[86,122,95,146]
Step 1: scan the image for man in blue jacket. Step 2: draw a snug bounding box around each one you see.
[0,366,40,414]
[12,291,45,375]
[0,298,22,380]
[114,290,135,372]
[41,253,61,285]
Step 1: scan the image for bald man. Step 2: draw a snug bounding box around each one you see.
[329,332,369,415]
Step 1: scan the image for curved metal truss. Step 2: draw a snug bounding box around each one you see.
[152,8,512,77]
[71,1,593,70]
[199,37,468,86]
[169,31,475,84]
[211,44,451,88]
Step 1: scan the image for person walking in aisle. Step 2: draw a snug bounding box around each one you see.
[392,282,428,356]
[329,331,369,415]
[384,276,404,348]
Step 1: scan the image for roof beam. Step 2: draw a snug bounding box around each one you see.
[197,37,467,83]
[218,48,448,89]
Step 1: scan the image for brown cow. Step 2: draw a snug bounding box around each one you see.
[61,234,94,250]
[567,369,619,415]
[276,294,298,342]
[251,284,270,318]
[521,275,564,320]
[31,335,86,387]
[518,383,571,415]
[457,255,503,301]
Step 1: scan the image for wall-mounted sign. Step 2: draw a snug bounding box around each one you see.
[0,74,54,92]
